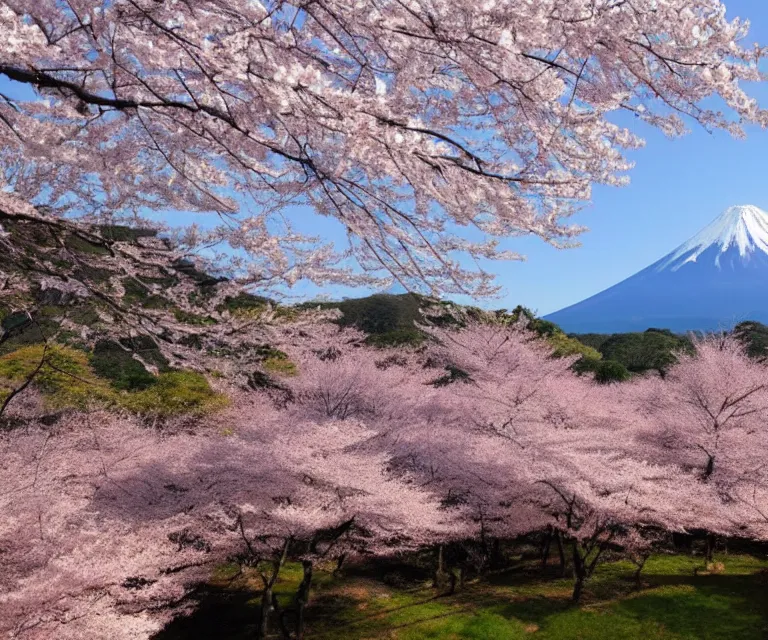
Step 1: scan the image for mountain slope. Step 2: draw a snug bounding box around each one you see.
[544,205,768,334]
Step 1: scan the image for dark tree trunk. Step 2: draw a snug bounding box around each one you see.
[632,555,649,589]
[672,531,692,551]
[706,533,716,563]
[257,587,273,640]
[556,531,567,578]
[333,552,347,577]
[295,560,313,640]
[447,570,457,595]
[571,542,587,602]
[433,544,445,588]
[570,537,610,603]
[490,538,503,569]
[272,593,290,640]
[256,539,290,640]
[541,527,554,570]
[572,574,585,602]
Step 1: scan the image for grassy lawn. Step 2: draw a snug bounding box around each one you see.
[154,554,768,639]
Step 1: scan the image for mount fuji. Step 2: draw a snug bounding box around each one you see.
[544,205,768,334]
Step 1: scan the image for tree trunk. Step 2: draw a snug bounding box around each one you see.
[447,570,457,595]
[479,518,488,570]
[541,527,553,570]
[705,533,715,563]
[632,556,648,589]
[257,587,273,640]
[571,541,585,602]
[333,552,347,577]
[295,560,313,640]
[256,539,290,640]
[572,573,585,602]
[272,593,290,640]
[556,531,567,578]
[433,545,446,588]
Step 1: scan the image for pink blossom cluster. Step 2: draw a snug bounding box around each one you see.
[0,1,766,295]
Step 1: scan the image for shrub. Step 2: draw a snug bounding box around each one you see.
[598,331,693,375]
[365,328,426,348]
[734,321,768,361]
[571,357,632,384]
[91,340,157,391]
[0,344,113,410]
[336,294,426,334]
[545,331,602,360]
[594,359,632,384]
[262,356,298,376]
[116,371,227,418]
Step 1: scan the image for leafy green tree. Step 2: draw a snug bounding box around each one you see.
[733,321,768,362]
[571,357,631,384]
[598,330,693,377]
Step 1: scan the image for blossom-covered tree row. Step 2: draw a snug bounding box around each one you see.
[3,316,768,638]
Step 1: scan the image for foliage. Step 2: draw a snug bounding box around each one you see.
[218,292,274,317]
[262,356,298,377]
[4,0,765,297]
[335,294,428,334]
[0,341,225,418]
[91,341,158,391]
[733,321,768,361]
[572,356,633,383]
[568,333,612,352]
[598,330,694,376]
[545,331,602,361]
[116,371,228,418]
[0,344,113,410]
[7,320,768,638]
[592,359,633,384]
[365,328,427,348]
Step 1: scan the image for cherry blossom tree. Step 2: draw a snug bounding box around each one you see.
[1,1,766,296]
[630,333,768,485]
[623,333,768,555]
[0,385,462,639]
[384,321,745,600]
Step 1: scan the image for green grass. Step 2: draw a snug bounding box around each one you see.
[153,553,768,639]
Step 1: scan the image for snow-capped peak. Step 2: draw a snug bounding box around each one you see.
[657,204,768,271]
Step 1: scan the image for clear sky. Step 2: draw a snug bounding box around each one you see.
[4,1,768,315]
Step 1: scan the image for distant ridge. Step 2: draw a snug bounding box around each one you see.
[544,205,768,334]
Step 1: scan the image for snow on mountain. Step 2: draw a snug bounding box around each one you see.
[544,205,768,334]
[658,205,768,271]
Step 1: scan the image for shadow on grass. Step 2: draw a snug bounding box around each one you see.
[151,585,260,640]
[153,559,768,640]
[612,574,768,640]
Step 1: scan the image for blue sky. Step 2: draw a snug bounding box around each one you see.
[3,1,768,315]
